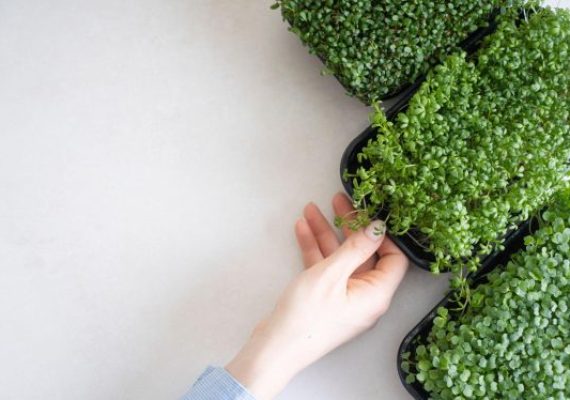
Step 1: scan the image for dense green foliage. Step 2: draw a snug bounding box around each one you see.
[349,7,570,274]
[404,188,570,399]
[273,0,521,103]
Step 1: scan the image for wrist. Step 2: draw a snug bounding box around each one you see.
[225,333,302,400]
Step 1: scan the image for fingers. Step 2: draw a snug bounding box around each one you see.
[333,192,377,274]
[374,236,409,290]
[332,192,355,238]
[332,192,400,262]
[377,235,405,258]
[347,237,409,316]
[295,218,323,268]
[324,220,386,281]
[303,202,340,257]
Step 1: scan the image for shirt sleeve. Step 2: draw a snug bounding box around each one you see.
[181,366,257,400]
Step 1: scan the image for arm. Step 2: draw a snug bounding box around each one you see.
[183,193,409,399]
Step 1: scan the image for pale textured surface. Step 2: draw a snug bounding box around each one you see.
[0,1,567,399]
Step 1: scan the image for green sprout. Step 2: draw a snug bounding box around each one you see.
[348,7,570,276]
[405,186,570,399]
[273,0,527,103]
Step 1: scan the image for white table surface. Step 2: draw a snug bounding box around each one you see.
[0,1,567,399]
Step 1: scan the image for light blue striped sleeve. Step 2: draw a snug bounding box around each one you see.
[181,366,257,400]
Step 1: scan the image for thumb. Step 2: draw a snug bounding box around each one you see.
[324,220,386,281]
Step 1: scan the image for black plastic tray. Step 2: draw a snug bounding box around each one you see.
[339,89,527,271]
[339,89,435,268]
[338,8,520,270]
[340,114,531,270]
[283,9,500,102]
[396,216,538,399]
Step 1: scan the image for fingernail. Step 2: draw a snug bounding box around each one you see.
[365,220,386,241]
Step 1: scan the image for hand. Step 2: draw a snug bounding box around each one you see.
[226,193,409,399]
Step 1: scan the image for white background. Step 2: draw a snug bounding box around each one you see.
[0,1,568,399]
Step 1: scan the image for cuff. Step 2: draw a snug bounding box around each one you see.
[181,366,257,400]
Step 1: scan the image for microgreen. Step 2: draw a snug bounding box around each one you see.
[347,7,570,275]
[273,0,526,103]
[405,187,570,399]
